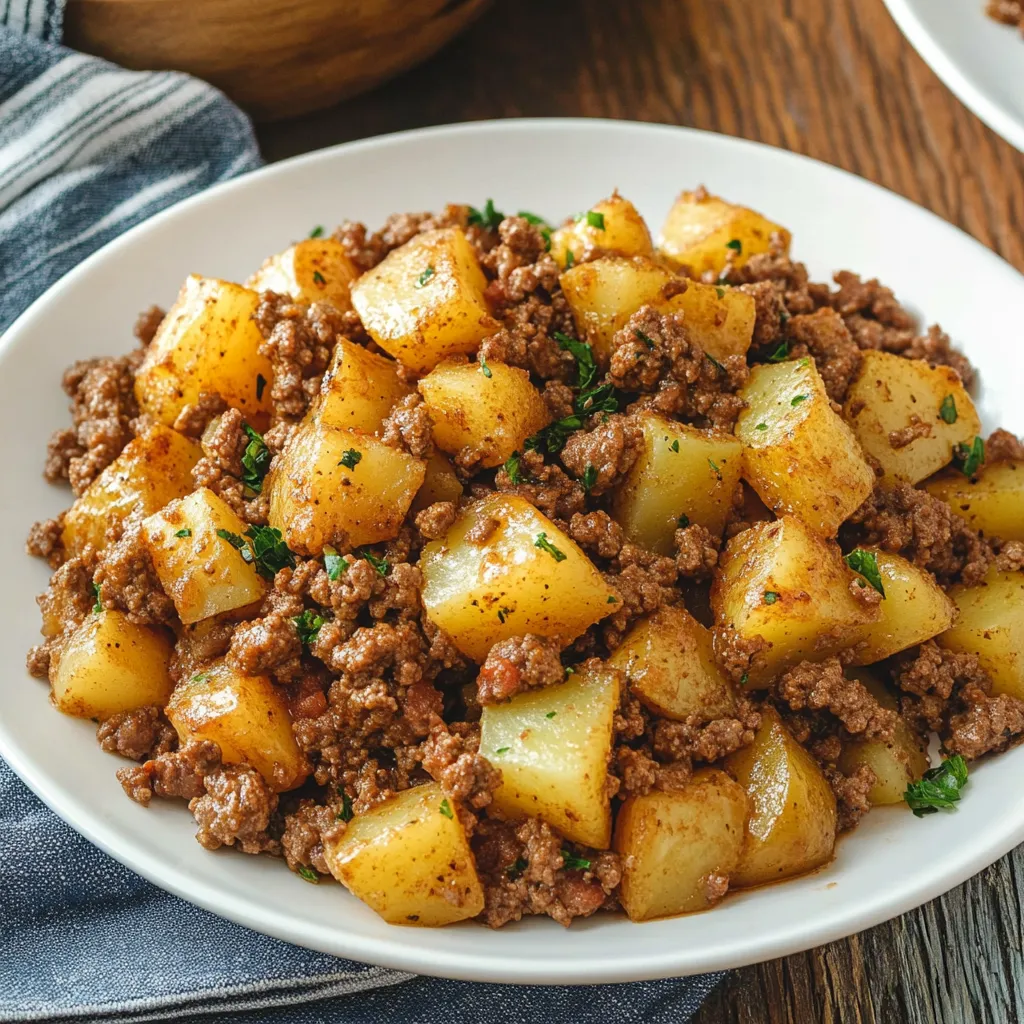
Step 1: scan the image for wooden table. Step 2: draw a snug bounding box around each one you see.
[257,2,1024,1019]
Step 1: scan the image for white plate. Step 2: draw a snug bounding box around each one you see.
[884,0,1024,152]
[2,119,1024,985]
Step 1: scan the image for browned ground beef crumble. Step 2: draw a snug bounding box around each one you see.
[26,200,1024,928]
[987,0,1024,32]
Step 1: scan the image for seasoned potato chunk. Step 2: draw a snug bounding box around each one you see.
[938,570,1024,700]
[411,451,464,513]
[736,358,874,536]
[418,359,550,468]
[712,517,880,686]
[924,460,1024,542]
[608,605,736,720]
[312,339,412,434]
[843,351,981,484]
[614,770,749,920]
[167,660,309,791]
[725,706,836,887]
[61,425,201,558]
[848,550,955,665]
[612,413,742,553]
[560,256,755,363]
[246,238,360,309]
[549,194,653,268]
[658,190,791,277]
[50,610,173,720]
[142,487,267,624]
[267,419,424,555]
[322,782,484,926]
[419,494,618,662]
[479,664,620,848]
[134,275,274,427]
[350,227,498,373]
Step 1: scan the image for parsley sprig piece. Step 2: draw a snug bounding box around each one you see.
[766,339,790,363]
[358,547,390,577]
[503,450,525,485]
[939,395,958,424]
[534,532,567,562]
[241,424,271,493]
[297,866,319,884]
[904,755,969,817]
[582,210,605,230]
[415,265,435,288]
[468,199,504,231]
[338,792,354,822]
[553,331,598,390]
[338,448,362,470]
[92,581,102,614]
[439,798,454,819]
[581,464,597,492]
[764,590,780,605]
[324,545,348,581]
[309,225,324,238]
[217,525,295,579]
[293,608,325,647]
[561,849,592,871]
[844,549,885,597]
[954,436,985,478]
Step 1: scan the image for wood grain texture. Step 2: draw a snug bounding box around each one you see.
[257,1,1024,1020]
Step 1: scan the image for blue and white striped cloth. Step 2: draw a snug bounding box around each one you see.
[0,5,722,1020]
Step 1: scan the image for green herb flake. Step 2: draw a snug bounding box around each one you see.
[764,590,780,605]
[725,238,742,253]
[767,339,790,362]
[216,527,247,550]
[565,665,576,676]
[293,608,325,647]
[670,439,680,453]
[797,357,810,369]
[358,547,390,577]
[541,227,552,251]
[338,448,362,470]
[91,582,102,614]
[740,673,749,686]
[574,382,619,417]
[708,457,722,481]
[564,250,575,270]
[256,373,267,401]
[705,352,725,375]
[497,606,513,624]
[507,857,528,880]
[324,545,349,581]
[844,548,886,597]
[554,331,598,391]
[524,415,582,456]
[244,524,296,579]
[468,199,504,231]
[241,424,272,493]
[495,746,511,755]
[545,711,557,719]
[755,422,768,431]
[581,464,598,492]
[312,270,326,285]
[309,225,324,238]
[439,798,454,819]
[338,792,354,822]
[534,532,567,562]
[790,394,808,407]
[415,265,436,288]
[561,849,592,871]
[504,450,524,485]
[297,866,319,884]
[479,355,493,379]
[634,328,655,349]
[716,287,726,299]
[585,210,605,231]
[518,211,548,226]
[904,755,969,817]
[192,672,210,683]
[607,595,618,603]
[677,514,690,528]
[954,436,985,478]
[939,394,958,424]
[174,528,191,538]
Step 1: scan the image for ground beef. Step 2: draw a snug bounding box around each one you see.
[26,556,96,678]
[559,414,643,497]
[493,449,585,521]
[380,393,434,458]
[825,763,876,831]
[568,510,624,559]
[777,658,896,739]
[190,766,280,854]
[172,393,227,438]
[486,297,577,383]
[986,428,1024,464]
[97,706,177,761]
[420,724,500,810]
[717,236,830,315]
[786,308,861,403]
[987,1,1023,29]
[996,540,1024,572]
[601,545,678,648]
[332,205,468,273]
[281,800,343,874]
[739,280,788,348]
[651,701,760,763]
[888,417,933,450]
[414,501,458,541]
[26,515,65,568]
[133,305,165,345]
[477,634,564,704]
[480,216,561,306]
[944,684,1024,760]
[94,522,175,626]
[674,523,719,578]
[117,739,221,806]
[541,380,576,420]
[227,611,303,683]
[895,641,986,701]
[197,406,247,477]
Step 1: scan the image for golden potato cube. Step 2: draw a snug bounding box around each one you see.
[418,359,550,469]
[322,782,483,926]
[50,610,173,720]
[411,451,463,513]
[614,770,749,920]
[246,237,360,309]
[419,494,618,662]
[350,227,499,373]
[479,664,620,848]
[736,358,874,536]
[134,275,274,428]
[167,660,309,791]
[725,706,836,887]
[612,413,742,553]
[848,550,955,665]
[61,425,201,558]
[924,460,1024,542]
[142,487,268,625]
[658,190,791,276]
[311,338,413,434]
[711,517,880,686]
[560,256,755,363]
[608,605,736,720]
[267,420,425,555]
[550,194,653,268]
[938,570,1024,700]
[843,351,981,485]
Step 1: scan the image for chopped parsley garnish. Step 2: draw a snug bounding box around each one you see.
[507,857,528,880]
[358,547,390,577]
[755,422,768,431]
[293,608,325,647]
[504,450,525,485]
[740,672,749,686]
[415,265,435,288]
[324,545,348,581]
[312,270,326,285]
[670,439,680,453]
[677,514,690,528]
[705,352,725,375]
[525,414,584,455]
[581,464,597,492]
[554,331,598,390]
[535,532,567,562]
[607,595,618,603]
[545,711,557,719]
[561,849,591,871]
[904,755,968,817]
[518,210,547,226]
[241,424,272,493]
[246,524,296,578]
[468,199,504,231]
[192,672,210,683]
[479,355,493,379]
[575,382,619,416]
[767,339,790,362]
[92,582,102,614]
[439,798,454,819]
[565,665,576,675]
[256,373,267,401]
[635,328,655,349]
[844,549,885,597]
[174,528,191,538]
[584,210,605,230]
[216,528,247,550]
[495,746,511,754]
[764,590,780,605]
[564,250,575,270]
[939,395,958,424]
[716,287,726,299]
[297,866,319,884]
[725,238,742,252]
[338,792,354,821]
[954,436,985,477]
[309,225,324,238]
[790,394,808,407]
[338,448,362,470]
[708,457,722,480]
[497,606,512,624]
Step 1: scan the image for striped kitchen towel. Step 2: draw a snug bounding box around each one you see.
[0,4,723,1021]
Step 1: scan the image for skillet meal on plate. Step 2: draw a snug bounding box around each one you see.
[987,1,1024,33]
[25,188,1024,929]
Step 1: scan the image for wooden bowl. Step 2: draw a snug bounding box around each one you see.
[64,0,492,122]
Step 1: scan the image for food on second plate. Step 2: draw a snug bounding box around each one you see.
[26,186,1024,930]
[986,1,1024,34]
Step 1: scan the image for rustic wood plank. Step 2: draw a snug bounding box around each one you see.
[257,1,1024,1019]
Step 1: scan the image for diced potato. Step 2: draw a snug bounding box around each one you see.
[350,227,499,373]
[480,664,620,848]
[612,413,742,553]
[267,419,425,555]
[924,460,1024,542]
[658,190,791,276]
[134,275,274,428]
[411,451,463,513]
[322,782,483,926]
[418,359,550,468]
[614,770,749,920]
[843,351,981,485]
[549,194,653,268]
[167,660,309,791]
[49,610,173,720]
[560,256,755,363]
[711,516,880,686]
[848,550,955,665]
[312,339,412,434]
[725,706,836,887]
[61,425,201,558]
[142,487,267,625]
[419,494,618,662]
[246,238,360,309]
[608,605,737,721]
[736,358,874,537]
[938,570,1024,700]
